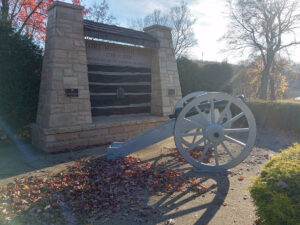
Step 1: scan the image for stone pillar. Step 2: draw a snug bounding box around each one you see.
[35,2,91,128]
[144,25,182,116]
[32,2,92,151]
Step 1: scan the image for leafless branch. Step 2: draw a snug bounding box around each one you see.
[17,0,44,35]
[223,0,300,99]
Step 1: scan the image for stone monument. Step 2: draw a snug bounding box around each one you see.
[32,1,182,152]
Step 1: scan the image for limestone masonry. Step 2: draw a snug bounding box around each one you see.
[32,1,181,152]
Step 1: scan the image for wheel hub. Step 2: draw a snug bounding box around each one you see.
[204,124,224,144]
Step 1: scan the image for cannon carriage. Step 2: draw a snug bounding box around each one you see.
[107,92,256,172]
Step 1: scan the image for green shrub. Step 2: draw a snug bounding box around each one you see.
[250,143,300,225]
[247,100,300,134]
[177,57,233,96]
[0,24,42,133]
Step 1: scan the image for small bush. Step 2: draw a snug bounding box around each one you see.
[249,143,300,225]
[0,24,42,133]
[247,100,300,134]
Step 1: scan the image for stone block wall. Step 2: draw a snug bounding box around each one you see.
[35,2,92,129]
[32,117,168,153]
[144,25,182,116]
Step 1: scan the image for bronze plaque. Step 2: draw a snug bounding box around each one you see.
[65,88,79,97]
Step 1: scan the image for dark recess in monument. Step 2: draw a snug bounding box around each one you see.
[88,65,152,116]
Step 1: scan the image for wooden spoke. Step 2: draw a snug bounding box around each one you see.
[224,135,246,147]
[183,118,203,129]
[195,106,209,126]
[198,144,210,163]
[191,128,200,144]
[217,101,231,124]
[222,112,245,128]
[186,137,205,153]
[224,128,249,134]
[221,142,234,159]
[210,98,215,123]
[181,130,203,137]
[214,145,219,166]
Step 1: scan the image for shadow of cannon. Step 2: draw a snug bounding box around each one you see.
[2,149,229,225]
[137,152,230,225]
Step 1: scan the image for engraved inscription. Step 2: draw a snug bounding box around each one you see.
[86,40,152,68]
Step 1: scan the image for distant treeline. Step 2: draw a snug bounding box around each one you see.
[177,57,233,96]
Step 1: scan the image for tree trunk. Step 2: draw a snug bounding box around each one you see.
[259,68,269,100]
[269,77,276,100]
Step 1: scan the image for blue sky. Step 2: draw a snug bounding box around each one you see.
[81,0,231,62]
[82,0,300,64]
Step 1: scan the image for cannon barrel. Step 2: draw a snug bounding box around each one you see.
[169,95,245,119]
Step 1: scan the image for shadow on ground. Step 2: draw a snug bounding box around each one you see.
[139,153,230,225]
[1,126,298,224]
[0,140,106,180]
[156,174,229,225]
[254,128,299,152]
[2,148,230,225]
[0,125,299,225]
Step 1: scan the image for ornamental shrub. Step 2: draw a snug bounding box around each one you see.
[249,143,300,225]
[0,24,42,133]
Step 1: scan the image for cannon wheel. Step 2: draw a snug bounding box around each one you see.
[174,92,256,172]
[174,91,207,109]
[175,92,232,148]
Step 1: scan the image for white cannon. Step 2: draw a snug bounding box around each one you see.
[107,92,256,172]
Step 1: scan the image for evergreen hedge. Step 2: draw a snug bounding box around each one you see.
[250,143,300,225]
[177,57,233,96]
[247,100,300,134]
[0,24,42,133]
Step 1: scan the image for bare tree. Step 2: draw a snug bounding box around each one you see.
[85,0,117,24]
[129,18,145,31]
[144,9,169,27]
[128,9,168,31]
[128,1,197,58]
[170,2,197,57]
[223,0,300,99]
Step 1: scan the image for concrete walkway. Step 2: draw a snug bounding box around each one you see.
[0,128,298,225]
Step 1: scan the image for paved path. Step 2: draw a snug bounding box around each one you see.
[0,128,298,225]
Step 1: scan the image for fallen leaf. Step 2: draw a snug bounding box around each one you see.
[166,218,175,225]
[238,176,244,181]
[0,155,191,224]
